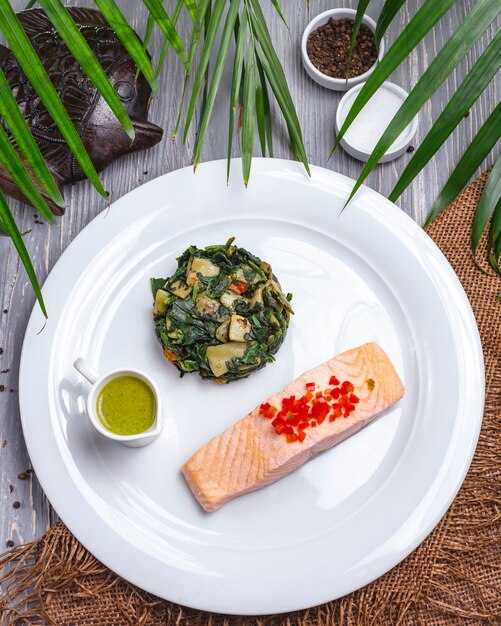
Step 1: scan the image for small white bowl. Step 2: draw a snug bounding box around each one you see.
[335,81,418,162]
[73,358,162,447]
[301,8,384,91]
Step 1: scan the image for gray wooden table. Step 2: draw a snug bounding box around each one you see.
[0,0,499,551]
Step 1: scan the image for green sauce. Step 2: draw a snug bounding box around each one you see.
[96,376,156,436]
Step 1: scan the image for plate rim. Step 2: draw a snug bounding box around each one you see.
[19,158,484,614]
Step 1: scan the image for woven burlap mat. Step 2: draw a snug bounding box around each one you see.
[1,171,500,626]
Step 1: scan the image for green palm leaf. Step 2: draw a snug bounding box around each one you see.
[193,0,241,169]
[390,30,501,203]
[39,0,134,139]
[0,67,64,209]
[270,0,287,28]
[343,0,499,205]
[183,0,198,21]
[183,0,227,142]
[142,0,189,70]
[227,10,247,181]
[375,0,407,46]
[248,0,309,174]
[472,157,501,255]
[0,124,55,224]
[0,0,107,198]
[154,0,187,78]
[93,0,158,93]
[347,0,371,77]
[257,58,273,157]
[427,102,501,223]
[332,0,455,155]
[242,36,257,186]
[0,191,46,317]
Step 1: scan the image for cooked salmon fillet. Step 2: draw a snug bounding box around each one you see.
[183,342,404,512]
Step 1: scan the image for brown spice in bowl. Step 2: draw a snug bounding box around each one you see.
[307,18,378,79]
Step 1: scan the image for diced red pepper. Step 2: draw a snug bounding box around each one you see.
[297,431,306,443]
[349,394,360,404]
[305,382,315,391]
[329,375,340,386]
[330,388,340,399]
[341,381,354,393]
[229,281,248,294]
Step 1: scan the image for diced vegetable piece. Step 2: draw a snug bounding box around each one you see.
[206,342,248,377]
[195,294,221,318]
[250,286,264,309]
[220,290,244,309]
[166,279,192,299]
[229,314,252,342]
[187,257,220,285]
[216,318,230,343]
[154,289,169,316]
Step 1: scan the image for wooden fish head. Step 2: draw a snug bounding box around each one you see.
[0,7,163,215]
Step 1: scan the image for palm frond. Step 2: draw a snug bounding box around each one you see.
[94,0,158,93]
[0,0,107,198]
[0,190,46,317]
[0,68,64,209]
[39,0,134,139]
[142,0,189,70]
[427,102,501,223]
[375,0,407,45]
[343,0,499,206]
[472,157,501,258]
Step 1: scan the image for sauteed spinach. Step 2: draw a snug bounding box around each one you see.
[151,238,293,383]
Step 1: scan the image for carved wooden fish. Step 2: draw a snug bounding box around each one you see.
[0,8,163,215]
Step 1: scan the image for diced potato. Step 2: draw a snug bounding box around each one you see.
[206,342,248,377]
[154,289,169,316]
[166,279,192,299]
[187,257,220,285]
[250,286,264,309]
[195,294,221,318]
[235,265,262,285]
[220,290,244,309]
[216,318,230,343]
[229,314,252,342]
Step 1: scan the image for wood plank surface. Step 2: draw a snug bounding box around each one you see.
[0,0,499,550]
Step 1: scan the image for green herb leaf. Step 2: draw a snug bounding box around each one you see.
[154,0,187,78]
[0,191,46,317]
[390,30,501,203]
[142,0,189,70]
[0,0,107,198]
[427,102,501,223]
[93,0,158,93]
[0,67,64,209]
[343,0,499,206]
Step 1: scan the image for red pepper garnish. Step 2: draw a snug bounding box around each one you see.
[259,378,360,442]
[229,281,248,294]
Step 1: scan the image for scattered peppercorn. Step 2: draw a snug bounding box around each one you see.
[0,385,4,392]
[0,348,3,355]
[406,145,415,153]
[1,440,6,448]
[307,18,378,79]
[9,485,14,493]
[10,389,14,393]
[18,472,28,480]
[12,501,20,509]
[1,369,9,373]
[464,111,470,118]
[3,309,7,314]
[143,171,149,175]
[35,220,44,225]
[6,540,14,548]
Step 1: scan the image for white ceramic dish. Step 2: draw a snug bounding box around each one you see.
[19,159,484,615]
[301,8,385,91]
[335,81,419,162]
[73,358,162,447]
